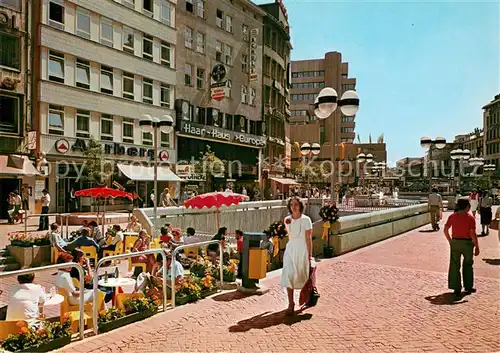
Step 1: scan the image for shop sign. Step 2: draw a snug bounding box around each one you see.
[285,137,291,169]
[55,139,70,154]
[175,165,206,181]
[53,138,171,161]
[249,29,258,82]
[178,121,266,148]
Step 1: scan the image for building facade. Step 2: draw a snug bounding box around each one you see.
[34,0,178,212]
[453,128,484,158]
[174,0,266,193]
[258,1,292,195]
[289,51,357,186]
[483,94,500,170]
[0,0,37,218]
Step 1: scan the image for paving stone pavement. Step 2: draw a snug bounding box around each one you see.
[1,212,499,353]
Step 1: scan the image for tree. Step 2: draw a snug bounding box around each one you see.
[81,137,113,186]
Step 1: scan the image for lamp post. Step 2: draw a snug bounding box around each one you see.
[139,114,174,236]
[356,152,373,187]
[484,163,496,189]
[450,149,471,192]
[300,142,321,208]
[420,136,447,192]
[314,88,360,202]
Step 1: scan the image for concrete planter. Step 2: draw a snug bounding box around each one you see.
[98,310,157,333]
[7,245,52,268]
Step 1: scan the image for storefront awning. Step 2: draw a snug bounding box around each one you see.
[0,155,40,176]
[117,164,182,182]
[270,177,299,185]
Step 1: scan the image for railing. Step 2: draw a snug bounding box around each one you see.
[91,249,168,335]
[171,240,223,309]
[22,213,71,239]
[0,263,86,340]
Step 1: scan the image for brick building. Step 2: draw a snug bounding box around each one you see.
[483,94,500,169]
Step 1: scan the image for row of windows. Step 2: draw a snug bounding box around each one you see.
[291,93,316,101]
[486,112,499,127]
[486,127,500,141]
[47,104,171,147]
[486,143,500,156]
[48,50,172,107]
[341,138,354,143]
[263,86,286,114]
[341,116,355,123]
[341,84,355,91]
[292,71,325,78]
[292,82,325,89]
[263,25,288,59]
[48,0,174,68]
[290,110,308,117]
[341,127,355,133]
[263,55,286,87]
[184,0,205,19]
[184,107,262,135]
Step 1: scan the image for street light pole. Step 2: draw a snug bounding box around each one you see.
[300,142,320,210]
[140,114,174,237]
[451,149,471,192]
[314,89,360,203]
[420,136,447,192]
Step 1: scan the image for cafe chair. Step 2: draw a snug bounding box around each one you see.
[79,246,98,267]
[0,320,28,340]
[103,240,124,264]
[115,293,144,311]
[51,246,60,264]
[184,246,198,259]
[124,236,139,253]
[128,258,147,273]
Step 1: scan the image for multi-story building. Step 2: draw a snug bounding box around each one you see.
[454,128,484,158]
[483,94,500,170]
[174,0,266,193]
[34,0,178,212]
[258,1,292,196]
[289,51,357,186]
[0,0,38,218]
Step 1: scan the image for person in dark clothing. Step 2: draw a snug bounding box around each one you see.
[207,227,227,264]
[67,228,100,252]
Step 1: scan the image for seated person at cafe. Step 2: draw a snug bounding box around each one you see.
[136,253,184,300]
[131,230,155,273]
[6,273,46,325]
[70,249,93,290]
[184,227,200,244]
[55,253,96,305]
[78,220,89,231]
[207,227,227,264]
[67,227,100,252]
[50,222,69,253]
[260,233,274,256]
[88,221,105,246]
[168,228,184,249]
[99,224,123,257]
[126,215,142,233]
[155,253,185,284]
[159,226,172,245]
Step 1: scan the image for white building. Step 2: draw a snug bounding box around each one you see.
[35,0,178,212]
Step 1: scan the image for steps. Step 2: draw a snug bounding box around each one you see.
[0,248,21,272]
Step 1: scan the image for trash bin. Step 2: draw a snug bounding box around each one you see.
[242,232,266,289]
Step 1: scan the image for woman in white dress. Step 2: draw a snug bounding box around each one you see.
[281,197,313,315]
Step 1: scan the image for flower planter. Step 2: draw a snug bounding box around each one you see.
[7,245,52,268]
[175,295,191,306]
[17,335,71,352]
[223,274,237,283]
[200,288,217,298]
[98,310,157,333]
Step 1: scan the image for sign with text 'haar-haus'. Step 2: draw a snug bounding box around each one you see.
[249,28,259,82]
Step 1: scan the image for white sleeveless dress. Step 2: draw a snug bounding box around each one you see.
[280,214,312,289]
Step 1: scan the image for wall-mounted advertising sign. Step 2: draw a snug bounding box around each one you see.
[249,29,258,82]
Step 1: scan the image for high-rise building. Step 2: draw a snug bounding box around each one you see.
[289,51,357,185]
[0,0,37,215]
[174,0,266,192]
[258,1,292,196]
[483,93,500,169]
[33,0,178,212]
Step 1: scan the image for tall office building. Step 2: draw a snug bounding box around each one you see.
[174,0,266,191]
[33,0,178,212]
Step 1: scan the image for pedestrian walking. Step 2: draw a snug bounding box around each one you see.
[281,197,313,315]
[38,189,50,231]
[479,191,493,236]
[443,198,479,300]
[68,187,76,212]
[428,188,443,231]
[469,190,479,217]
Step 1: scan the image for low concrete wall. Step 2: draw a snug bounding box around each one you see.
[134,200,295,235]
[311,203,430,256]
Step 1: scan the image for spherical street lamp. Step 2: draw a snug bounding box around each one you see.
[420,136,447,191]
[300,142,311,156]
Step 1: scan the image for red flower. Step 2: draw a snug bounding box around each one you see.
[285,218,291,225]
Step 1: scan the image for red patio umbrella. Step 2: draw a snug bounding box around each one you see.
[184,191,249,228]
[75,187,134,236]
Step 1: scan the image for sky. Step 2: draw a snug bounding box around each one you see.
[255,0,500,165]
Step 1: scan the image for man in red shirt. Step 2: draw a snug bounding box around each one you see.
[444,198,480,299]
[235,230,243,279]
